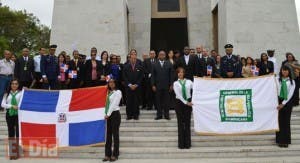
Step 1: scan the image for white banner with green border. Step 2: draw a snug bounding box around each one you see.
[192,75,279,135]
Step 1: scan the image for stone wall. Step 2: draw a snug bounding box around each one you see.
[127,0,151,57]
[50,0,128,60]
[218,0,300,64]
[187,0,214,50]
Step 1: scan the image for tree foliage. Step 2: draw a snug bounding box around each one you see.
[0,6,50,58]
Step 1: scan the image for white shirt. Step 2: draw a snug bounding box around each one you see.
[184,55,189,65]
[0,59,15,75]
[159,60,164,67]
[106,90,122,117]
[34,55,42,72]
[276,77,295,105]
[1,90,22,110]
[269,57,278,75]
[197,53,202,59]
[173,79,193,104]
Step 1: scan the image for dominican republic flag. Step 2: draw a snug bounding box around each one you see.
[18,87,107,147]
[68,70,77,79]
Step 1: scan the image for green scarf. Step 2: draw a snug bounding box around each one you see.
[179,79,187,100]
[104,91,114,115]
[279,79,288,100]
[9,92,18,116]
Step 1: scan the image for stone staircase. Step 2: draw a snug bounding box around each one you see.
[1,107,300,160]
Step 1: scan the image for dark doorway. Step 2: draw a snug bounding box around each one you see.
[212,5,218,53]
[151,18,188,52]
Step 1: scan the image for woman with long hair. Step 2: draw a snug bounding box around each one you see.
[173,67,193,149]
[58,53,69,89]
[103,79,122,162]
[1,79,22,160]
[84,48,101,87]
[276,65,296,148]
[259,53,274,76]
[99,51,111,86]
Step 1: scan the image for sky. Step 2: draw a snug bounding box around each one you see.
[1,0,300,31]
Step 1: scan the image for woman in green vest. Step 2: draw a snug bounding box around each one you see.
[1,79,22,159]
[173,67,193,149]
[276,65,296,148]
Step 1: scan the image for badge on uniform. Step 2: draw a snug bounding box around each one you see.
[207,65,213,76]
[24,66,27,71]
[68,70,77,79]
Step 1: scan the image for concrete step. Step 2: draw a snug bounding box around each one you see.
[0,145,298,159]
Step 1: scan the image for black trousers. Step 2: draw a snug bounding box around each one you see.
[145,78,155,109]
[69,79,81,89]
[6,112,19,138]
[105,111,121,157]
[33,72,43,89]
[293,77,300,106]
[19,81,32,89]
[175,99,192,148]
[85,80,100,88]
[276,104,293,144]
[125,88,140,118]
[43,79,58,90]
[155,89,170,118]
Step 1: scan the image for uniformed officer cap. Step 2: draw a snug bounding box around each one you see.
[49,44,57,49]
[267,49,275,53]
[224,44,233,49]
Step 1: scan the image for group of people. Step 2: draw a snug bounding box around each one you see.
[0,43,299,161]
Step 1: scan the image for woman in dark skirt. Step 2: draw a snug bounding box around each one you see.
[276,65,296,148]
[103,79,122,162]
[173,67,193,149]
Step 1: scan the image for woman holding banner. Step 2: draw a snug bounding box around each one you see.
[103,78,122,162]
[1,79,22,160]
[173,67,193,149]
[276,65,296,148]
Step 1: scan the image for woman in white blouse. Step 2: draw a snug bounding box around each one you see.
[103,79,122,162]
[276,65,296,148]
[173,67,193,149]
[1,79,22,160]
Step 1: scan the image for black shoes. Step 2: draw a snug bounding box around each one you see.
[278,144,289,148]
[155,117,162,120]
[165,117,171,120]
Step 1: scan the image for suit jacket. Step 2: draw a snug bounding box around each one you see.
[123,61,144,88]
[197,57,217,77]
[259,61,274,76]
[220,54,241,78]
[143,58,157,78]
[99,61,111,77]
[68,59,85,80]
[14,56,34,82]
[40,54,59,80]
[84,59,101,81]
[151,60,174,90]
[176,54,198,81]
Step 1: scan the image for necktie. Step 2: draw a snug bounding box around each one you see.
[179,80,187,101]
[104,91,114,115]
[279,79,288,100]
[9,92,18,116]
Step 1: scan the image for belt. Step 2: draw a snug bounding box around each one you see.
[0,74,13,77]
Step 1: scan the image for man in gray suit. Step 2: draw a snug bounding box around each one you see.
[151,50,174,120]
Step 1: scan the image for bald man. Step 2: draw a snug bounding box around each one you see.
[14,48,34,88]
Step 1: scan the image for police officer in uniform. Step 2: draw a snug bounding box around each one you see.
[40,45,60,90]
[220,44,241,78]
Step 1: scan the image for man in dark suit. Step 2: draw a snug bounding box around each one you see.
[68,50,85,88]
[151,50,174,120]
[123,49,144,120]
[143,50,157,110]
[197,48,217,77]
[14,48,34,88]
[40,44,60,90]
[176,46,198,80]
[220,44,241,78]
